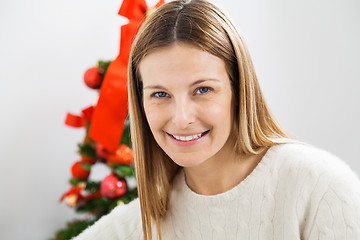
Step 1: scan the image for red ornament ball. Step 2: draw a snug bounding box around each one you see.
[101,174,127,199]
[84,67,103,89]
[71,161,91,180]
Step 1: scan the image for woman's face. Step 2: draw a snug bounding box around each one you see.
[139,43,235,168]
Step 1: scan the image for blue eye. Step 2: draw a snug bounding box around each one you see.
[153,92,168,98]
[196,87,210,94]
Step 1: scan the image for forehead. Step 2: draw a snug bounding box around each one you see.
[138,43,228,85]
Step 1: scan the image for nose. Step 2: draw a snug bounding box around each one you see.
[171,98,195,129]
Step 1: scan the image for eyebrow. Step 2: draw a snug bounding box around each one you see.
[142,78,220,90]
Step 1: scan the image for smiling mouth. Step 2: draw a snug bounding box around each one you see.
[169,130,210,142]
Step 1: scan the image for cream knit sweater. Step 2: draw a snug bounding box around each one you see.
[73,143,360,239]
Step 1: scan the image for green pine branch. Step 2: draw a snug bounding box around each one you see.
[97,60,111,76]
[78,143,96,159]
[120,117,131,147]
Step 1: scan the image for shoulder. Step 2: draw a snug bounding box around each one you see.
[111,197,141,220]
[268,143,360,238]
[266,143,360,207]
[268,142,359,184]
[71,198,142,240]
[271,142,360,207]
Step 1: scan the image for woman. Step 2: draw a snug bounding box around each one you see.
[73,0,360,239]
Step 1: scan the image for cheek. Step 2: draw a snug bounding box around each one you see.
[143,103,164,133]
[202,96,233,124]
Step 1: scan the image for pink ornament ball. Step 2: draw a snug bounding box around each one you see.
[101,174,127,199]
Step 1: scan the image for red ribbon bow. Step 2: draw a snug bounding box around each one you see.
[88,0,165,152]
[65,106,94,128]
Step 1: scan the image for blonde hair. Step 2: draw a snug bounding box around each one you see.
[128,0,291,239]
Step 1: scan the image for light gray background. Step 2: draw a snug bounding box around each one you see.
[0,0,359,239]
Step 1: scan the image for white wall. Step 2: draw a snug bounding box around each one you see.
[0,0,359,239]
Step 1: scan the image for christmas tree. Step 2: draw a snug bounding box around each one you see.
[51,1,165,239]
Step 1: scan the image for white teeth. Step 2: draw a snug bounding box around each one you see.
[172,133,203,141]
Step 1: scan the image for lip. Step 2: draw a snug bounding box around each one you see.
[166,130,209,146]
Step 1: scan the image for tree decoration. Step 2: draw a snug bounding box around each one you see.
[80,155,96,165]
[95,143,112,161]
[101,174,127,199]
[71,161,91,180]
[83,67,103,89]
[60,186,84,208]
[51,1,165,240]
[65,106,94,128]
[107,144,134,165]
[89,0,165,152]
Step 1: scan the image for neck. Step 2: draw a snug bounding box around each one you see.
[184,148,267,196]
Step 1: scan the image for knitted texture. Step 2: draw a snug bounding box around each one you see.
[72,143,360,240]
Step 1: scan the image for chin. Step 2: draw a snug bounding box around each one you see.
[169,153,208,168]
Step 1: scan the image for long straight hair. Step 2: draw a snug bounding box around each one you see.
[128,0,291,239]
